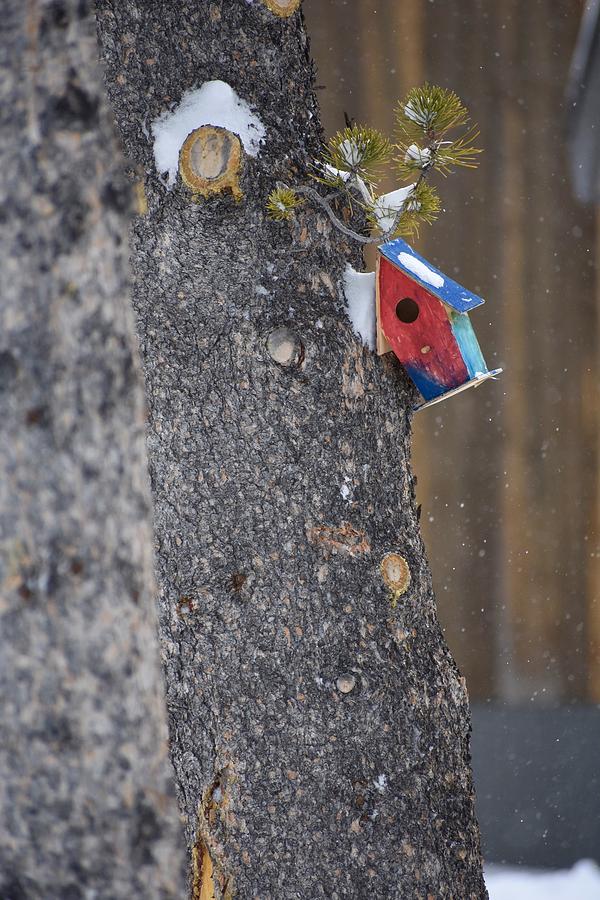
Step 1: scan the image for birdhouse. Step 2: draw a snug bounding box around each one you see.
[376,237,501,409]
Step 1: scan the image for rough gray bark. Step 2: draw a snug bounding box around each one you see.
[96,1,488,897]
[0,2,186,897]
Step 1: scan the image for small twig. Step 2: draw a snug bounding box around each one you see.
[292,184,404,245]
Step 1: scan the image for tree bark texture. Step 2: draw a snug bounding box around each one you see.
[0,2,186,897]
[97,1,487,897]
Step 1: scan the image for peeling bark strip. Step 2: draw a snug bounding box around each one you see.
[306,522,371,557]
[97,1,487,897]
[192,767,237,900]
[0,1,186,897]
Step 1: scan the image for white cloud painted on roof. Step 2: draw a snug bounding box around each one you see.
[151,80,266,187]
[398,252,444,289]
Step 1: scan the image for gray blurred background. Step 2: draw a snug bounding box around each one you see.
[304,0,600,868]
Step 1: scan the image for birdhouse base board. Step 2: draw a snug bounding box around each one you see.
[414,369,503,412]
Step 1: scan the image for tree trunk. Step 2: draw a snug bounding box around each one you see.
[0,2,185,897]
[96,2,487,897]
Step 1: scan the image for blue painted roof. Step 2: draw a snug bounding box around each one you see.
[379,237,485,313]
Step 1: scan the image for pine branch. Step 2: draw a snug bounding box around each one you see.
[397,83,469,140]
[266,83,481,245]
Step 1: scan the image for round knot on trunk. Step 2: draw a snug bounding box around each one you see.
[266,327,304,367]
[336,674,356,694]
[261,0,301,16]
[178,125,243,201]
[380,552,411,596]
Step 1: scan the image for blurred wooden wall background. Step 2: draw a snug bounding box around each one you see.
[303,0,600,704]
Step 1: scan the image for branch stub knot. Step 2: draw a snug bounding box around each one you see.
[261,0,301,17]
[380,553,411,596]
[179,125,243,201]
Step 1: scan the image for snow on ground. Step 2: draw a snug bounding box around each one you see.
[151,80,266,186]
[484,859,600,900]
[342,265,376,350]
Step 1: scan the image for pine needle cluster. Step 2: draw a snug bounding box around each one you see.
[266,185,303,221]
[388,181,442,239]
[318,124,391,183]
[400,84,469,137]
[395,83,481,179]
[266,83,481,242]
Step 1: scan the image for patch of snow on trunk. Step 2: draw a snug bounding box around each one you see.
[373,774,387,793]
[151,80,266,186]
[398,252,444,288]
[342,265,376,350]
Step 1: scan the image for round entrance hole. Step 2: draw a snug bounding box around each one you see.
[395,297,419,323]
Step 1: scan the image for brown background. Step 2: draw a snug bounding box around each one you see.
[304,0,600,704]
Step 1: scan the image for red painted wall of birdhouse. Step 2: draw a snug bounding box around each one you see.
[378,255,469,394]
